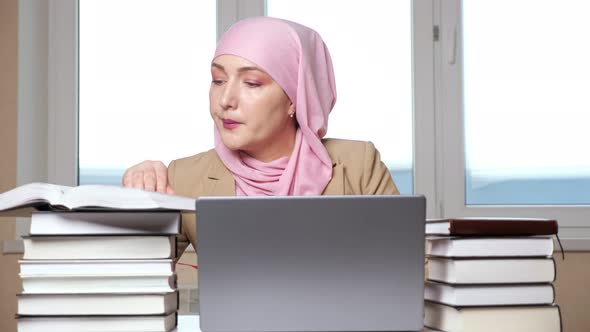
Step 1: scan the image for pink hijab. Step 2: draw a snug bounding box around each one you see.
[213,17,337,196]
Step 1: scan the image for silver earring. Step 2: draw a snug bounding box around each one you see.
[289,112,295,118]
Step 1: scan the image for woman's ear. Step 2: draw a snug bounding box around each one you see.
[288,103,296,118]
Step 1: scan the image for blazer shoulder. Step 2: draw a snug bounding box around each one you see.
[168,149,220,197]
[321,138,399,195]
[322,138,376,164]
[170,148,218,170]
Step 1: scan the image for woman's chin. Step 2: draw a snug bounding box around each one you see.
[219,137,246,152]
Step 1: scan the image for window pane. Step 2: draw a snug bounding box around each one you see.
[267,0,414,194]
[463,0,590,204]
[79,0,216,185]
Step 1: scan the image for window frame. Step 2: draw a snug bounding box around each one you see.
[435,0,590,249]
[48,0,79,187]
[34,0,590,250]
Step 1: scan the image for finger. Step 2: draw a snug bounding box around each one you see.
[166,185,176,195]
[131,171,145,190]
[154,162,168,194]
[143,170,157,192]
[122,170,130,187]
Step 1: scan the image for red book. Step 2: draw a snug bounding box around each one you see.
[426,217,558,236]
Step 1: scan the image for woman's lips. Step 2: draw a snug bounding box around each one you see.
[222,119,241,129]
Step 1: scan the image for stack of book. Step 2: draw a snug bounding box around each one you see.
[0,183,194,332]
[423,217,562,332]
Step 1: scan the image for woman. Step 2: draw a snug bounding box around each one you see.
[123,17,399,255]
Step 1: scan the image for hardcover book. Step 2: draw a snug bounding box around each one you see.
[17,312,177,332]
[21,273,177,294]
[424,281,554,306]
[23,235,177,260]
[19,259,175,276]
[17,292,179,316]
[426,217,558,236]
[427,257,556,284]
[424,301,562,332]
[426,236,554,257]
[30,211,181,235]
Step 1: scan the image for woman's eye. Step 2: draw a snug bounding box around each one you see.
[211,79,224,85]
[244,81,261,88]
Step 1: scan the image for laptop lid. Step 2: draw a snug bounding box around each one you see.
[196,195,425,332]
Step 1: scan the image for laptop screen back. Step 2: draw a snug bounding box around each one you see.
[196,195,425,332]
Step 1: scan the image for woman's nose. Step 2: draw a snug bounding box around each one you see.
[219,80,238,110]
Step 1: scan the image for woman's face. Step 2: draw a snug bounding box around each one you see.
[210,55,296,161]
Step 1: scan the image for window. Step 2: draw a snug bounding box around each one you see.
[43,0,590,248]
[436,0,590,245]
[79,0,217,185]
[267,0,414,194]
[462,0,590,205]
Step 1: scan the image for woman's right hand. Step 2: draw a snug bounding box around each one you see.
[122,160,175,194]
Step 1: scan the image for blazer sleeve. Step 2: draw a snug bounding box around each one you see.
[361,142,400,195]
[360,142,428,276]
[168,159,190,261]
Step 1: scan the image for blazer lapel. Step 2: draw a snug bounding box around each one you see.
[203,153,236,196]
[322,163,345,195]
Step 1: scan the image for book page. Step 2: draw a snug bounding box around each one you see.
[63,185,195,211]
[0,183,70,211]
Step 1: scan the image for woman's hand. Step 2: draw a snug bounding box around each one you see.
[122,160,175,194]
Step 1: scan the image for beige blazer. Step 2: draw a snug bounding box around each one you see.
[168,138,399,257]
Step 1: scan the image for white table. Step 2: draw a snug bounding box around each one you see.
[174,315,200,332]
[173,316,433,332]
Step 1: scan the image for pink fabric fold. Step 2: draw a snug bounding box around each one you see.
[213,17,337,196]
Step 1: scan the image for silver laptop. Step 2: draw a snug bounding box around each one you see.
[195,195,426,332]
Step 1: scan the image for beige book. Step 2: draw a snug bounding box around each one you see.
[17,312,177,332]
[17,292,178,316]
[424,301,561,332]
[23,235,176,260]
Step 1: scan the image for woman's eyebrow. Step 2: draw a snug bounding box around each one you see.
[211,62,264,74]
[211,62,225,71]
[237,66,264,73]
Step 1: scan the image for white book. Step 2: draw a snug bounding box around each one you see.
[424,302,561,332]
[427,257,556,284]
[0,182,194,215]
[21,273,177,294]
[19,259,175,276]
[424,281,555,306]
[30,211,181,235]
[17,313,177,332]
[17,292,178,316]
[23,236,176,260]
[426,236,554,257]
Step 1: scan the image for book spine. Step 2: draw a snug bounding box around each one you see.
[552,256,557,283]
[450,219,558,235]
[173,236,178,259]
[557,304,563,332]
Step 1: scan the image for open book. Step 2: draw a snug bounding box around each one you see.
[0,182,195,216]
